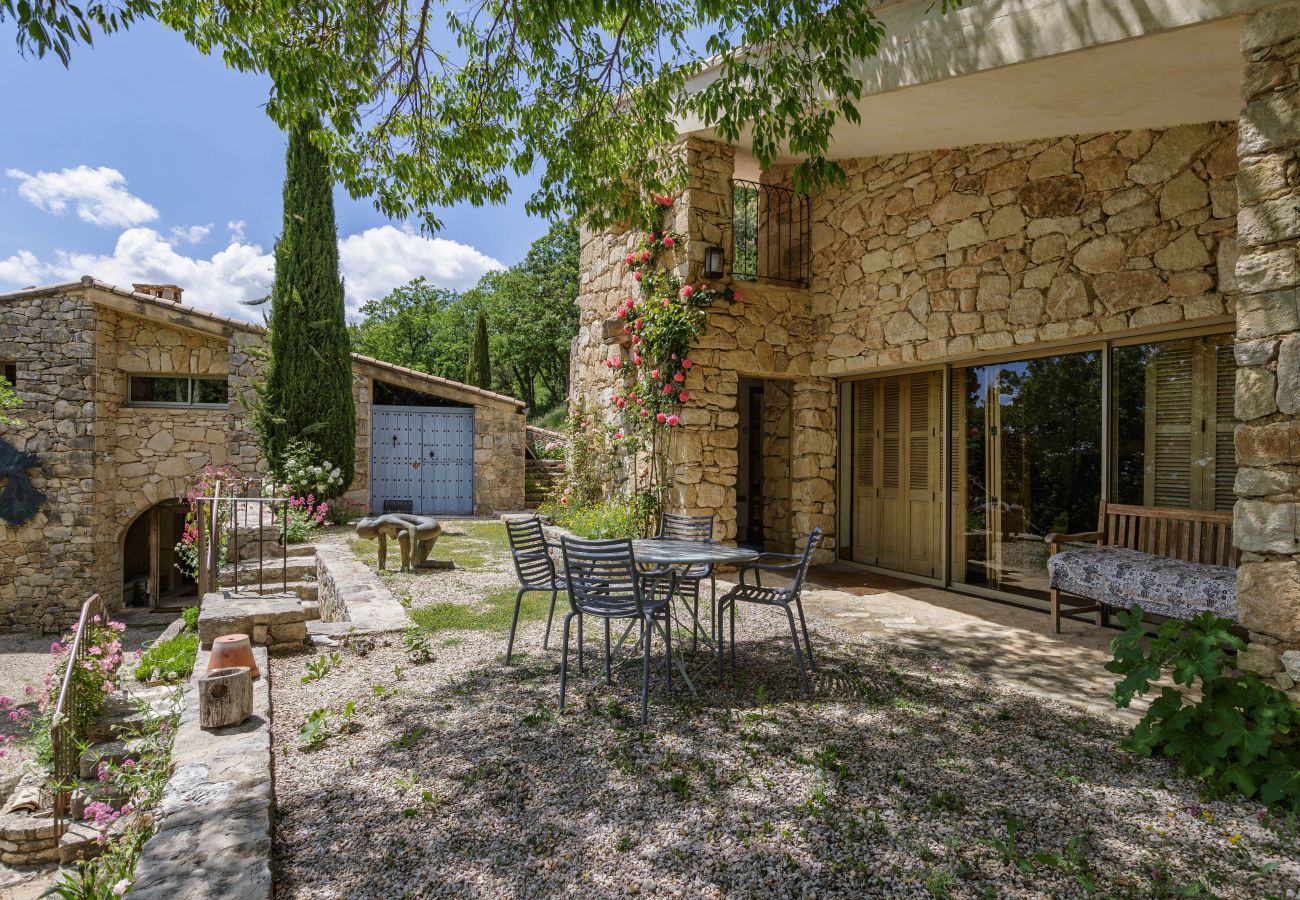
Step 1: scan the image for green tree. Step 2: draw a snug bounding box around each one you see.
[4,0,964,229]
[0,374,20,427]
[466,307,491,389]
[258,118,355,495]
[350,279,473,379]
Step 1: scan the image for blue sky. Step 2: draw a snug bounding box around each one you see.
[0,21,549,321]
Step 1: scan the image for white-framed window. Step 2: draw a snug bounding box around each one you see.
[128,376,229,408]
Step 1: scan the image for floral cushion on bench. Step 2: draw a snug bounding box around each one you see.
[1047,544,1238,623]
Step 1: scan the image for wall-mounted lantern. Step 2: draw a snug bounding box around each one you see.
[703,245,725,280]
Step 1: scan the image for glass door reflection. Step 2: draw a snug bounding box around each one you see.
[955,351,1102,598]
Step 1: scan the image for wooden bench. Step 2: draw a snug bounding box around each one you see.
[1045,503,1238,633]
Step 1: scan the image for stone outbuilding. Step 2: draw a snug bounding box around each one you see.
[571,1,1300,693]
[0,276,525,630]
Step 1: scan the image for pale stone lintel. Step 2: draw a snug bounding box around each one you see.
[131,645,273,900]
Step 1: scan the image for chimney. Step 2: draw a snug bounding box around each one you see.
[133,283,184,303]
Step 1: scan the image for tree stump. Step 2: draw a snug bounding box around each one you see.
[199,666,253,729]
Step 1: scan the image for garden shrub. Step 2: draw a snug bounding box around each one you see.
[181,605,199,634]
[540,491,658,540]
[134,633,199,685]
[1108,606,1300,811]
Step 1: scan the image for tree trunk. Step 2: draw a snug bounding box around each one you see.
[199,666,253,729]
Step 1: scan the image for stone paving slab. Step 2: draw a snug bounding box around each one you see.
[131,646,272,900]
[197,593,307,649]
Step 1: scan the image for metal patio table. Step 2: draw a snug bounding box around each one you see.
[620,539,760,694]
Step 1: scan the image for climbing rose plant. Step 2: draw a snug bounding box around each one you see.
[604,196,742,453]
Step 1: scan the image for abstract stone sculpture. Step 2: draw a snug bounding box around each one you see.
[355,514,443,572]
[0,438,43,526]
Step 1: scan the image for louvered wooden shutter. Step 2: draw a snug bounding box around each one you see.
[1144,343,1194,507]
[1210,339,1238,512]
[882,380,901,490]
[857,385,875,488]
[908,373,930,491]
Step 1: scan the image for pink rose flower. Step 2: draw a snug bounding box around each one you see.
[625,254,636,265]
[673,373,684,383]
[681,285,694,298]
[681,358,693,370]
[655,412,667,424]
[678,392,690,403]
[633,271,642,282]
[667,415,680,427]
[663,236,675,248]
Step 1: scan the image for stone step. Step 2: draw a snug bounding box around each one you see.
[301,601,321,621]
[79,740,135,780]
[59,820,105,865]
[86,689,175,742]
[220,555,316,585]
[236,580,318,601]
[233,540,317,562]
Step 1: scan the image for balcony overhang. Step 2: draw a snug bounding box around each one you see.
[686,0,1259,173]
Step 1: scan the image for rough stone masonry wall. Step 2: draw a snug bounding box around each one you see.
[1232,6,1300,689]
[571,138,833,552]
[0,293,100,631]
[809,123,1239,374]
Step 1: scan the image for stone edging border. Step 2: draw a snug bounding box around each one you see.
[316,544,412,633]
[131,645,273,899]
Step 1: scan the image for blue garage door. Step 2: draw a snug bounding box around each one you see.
[371,406,475,515]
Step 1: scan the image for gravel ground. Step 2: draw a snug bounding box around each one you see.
[271,521,1300,899]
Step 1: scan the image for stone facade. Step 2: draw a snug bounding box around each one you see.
[1232,6,1300,686]
[811,123,1238,372]
[573,123,1238,565]
[0,280,525,631]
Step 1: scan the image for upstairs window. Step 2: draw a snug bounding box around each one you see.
[129,376,229,408]
[731,179,810,287]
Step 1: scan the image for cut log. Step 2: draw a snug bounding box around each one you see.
[199,666,252,729]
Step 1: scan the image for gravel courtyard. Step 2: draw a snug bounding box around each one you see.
[270,521,1300,898]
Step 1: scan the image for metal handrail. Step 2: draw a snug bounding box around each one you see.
[195,478,293,598]
[49,592,106,837]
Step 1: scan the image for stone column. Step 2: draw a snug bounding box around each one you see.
[1233,5,1300,693]
[789,378,837,563]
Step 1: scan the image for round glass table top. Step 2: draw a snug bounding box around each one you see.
[630,539,760,566]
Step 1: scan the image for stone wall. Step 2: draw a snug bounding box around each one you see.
[574,123,1241,564]
[1232,6,1300,688]
[809,123,1239,374]
[0,292,100,631]
[0,284,526,631]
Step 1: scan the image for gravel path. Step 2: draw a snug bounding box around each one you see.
[271,521,1300,898]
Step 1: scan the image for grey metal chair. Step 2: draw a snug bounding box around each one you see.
[656,512,716,652]
[504,516,566,665]
[559,536,677,725]
[717,528,823,692]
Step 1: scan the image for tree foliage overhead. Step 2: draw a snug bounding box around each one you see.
[351,218,579,414]
[3,0,964,230]
[258,117,356,494]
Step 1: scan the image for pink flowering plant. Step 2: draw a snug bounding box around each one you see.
[51,695,181,898]
[281,493,330,544]
[16,616,128,774]
[174,464,235,581]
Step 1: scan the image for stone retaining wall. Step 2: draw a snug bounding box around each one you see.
[131,645,273,900]
[316,544,411,633]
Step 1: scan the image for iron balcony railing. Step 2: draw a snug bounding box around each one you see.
[50,592,107,838]
[732,179,811,288]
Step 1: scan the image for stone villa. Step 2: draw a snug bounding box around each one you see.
[571,0,1300,685]
[0,278,525,631]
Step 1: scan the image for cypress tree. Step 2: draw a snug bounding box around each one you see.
[466,308,491,389]
[259,118,355,497]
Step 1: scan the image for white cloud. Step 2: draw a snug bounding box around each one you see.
[169,224,212,244]
[338,225,504,311]
[0,223,504,322]
[6,165,159,228]
[227,220,246,241]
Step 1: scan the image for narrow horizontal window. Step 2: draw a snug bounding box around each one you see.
[128,376,229,408]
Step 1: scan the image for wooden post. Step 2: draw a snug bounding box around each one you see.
[148,508,160,611]
[199,666,253,729]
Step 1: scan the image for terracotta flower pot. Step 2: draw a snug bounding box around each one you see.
[207,634,259,679]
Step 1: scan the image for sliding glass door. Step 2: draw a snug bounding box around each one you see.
[953,351,1101,598]
[840,328,1238,605]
